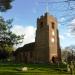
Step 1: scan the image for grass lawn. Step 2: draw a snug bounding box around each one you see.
[0,63,74,75]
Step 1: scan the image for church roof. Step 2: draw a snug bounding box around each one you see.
[15,42,35,52]
[22,42,35,51]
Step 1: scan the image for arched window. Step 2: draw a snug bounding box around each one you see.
[51,38,55,43]
[52,30,55,36]
[40,22,43,28]
[52,22,55,29]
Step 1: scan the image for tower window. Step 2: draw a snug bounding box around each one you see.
[52,30,55,36]
[51,38,55,43]
[40,22,43,28]
[52,22,55,29]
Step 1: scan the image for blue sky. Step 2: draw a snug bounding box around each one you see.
[1,0,75,48]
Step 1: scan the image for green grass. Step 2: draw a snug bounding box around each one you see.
[0,63,74,75]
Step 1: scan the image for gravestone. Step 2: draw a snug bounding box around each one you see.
[21,67,28,71]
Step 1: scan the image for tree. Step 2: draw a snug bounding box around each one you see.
[61,46,75,63]
[0,16,24,52]
[0,0,13,12]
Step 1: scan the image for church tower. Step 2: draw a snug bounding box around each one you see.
[34,13,61,63]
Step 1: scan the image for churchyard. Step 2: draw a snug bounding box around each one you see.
[1,0,75,75]
[0,63,75,75]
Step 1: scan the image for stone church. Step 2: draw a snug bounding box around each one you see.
[14,12,61,63]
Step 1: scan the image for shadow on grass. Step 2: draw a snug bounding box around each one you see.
[0,63,73,75]
[0,71,71,75]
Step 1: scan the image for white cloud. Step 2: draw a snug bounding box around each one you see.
[70,19,75,24]
[68,19,75,29]
[12,25,36,48]
[59,35,65,40]
[66,18,75,37]
[65,32,71,37]
[58,17,65,23]
[65,32,75,38]
[58,17,66,28]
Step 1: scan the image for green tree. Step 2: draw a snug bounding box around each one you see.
[0,0,13,12]
[0,16,24,52]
